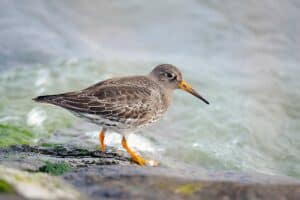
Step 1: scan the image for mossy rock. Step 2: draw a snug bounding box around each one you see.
[0,179,15,193]
[38,161,72,176]
[0,124,34,147]
[0,165,84,199]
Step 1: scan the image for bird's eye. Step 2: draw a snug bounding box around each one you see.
[165,72,176,80]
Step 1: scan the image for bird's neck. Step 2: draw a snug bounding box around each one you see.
[148,73,159,82]
[147,74,173,109]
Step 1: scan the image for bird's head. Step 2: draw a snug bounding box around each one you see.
[150,64,209,104]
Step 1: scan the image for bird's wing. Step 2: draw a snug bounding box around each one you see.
[40,83,155,122]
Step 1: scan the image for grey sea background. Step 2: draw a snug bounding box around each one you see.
[0,0,299,179]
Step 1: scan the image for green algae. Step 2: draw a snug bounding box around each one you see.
[38,161,72,176]
[76,148,89,155]
[175,182,204,196]
[0,124,35,147]
[40,143,62,148]
[0,179,15,193]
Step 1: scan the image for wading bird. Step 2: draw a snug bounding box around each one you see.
[34,64,209,166]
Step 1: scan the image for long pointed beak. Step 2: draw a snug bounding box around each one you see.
[178,80,209,104]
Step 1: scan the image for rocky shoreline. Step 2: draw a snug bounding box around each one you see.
[0,145,299,200]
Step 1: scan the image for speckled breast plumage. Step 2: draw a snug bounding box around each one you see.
[38,76,171,132]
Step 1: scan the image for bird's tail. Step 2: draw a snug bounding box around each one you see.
[32,94,60,104]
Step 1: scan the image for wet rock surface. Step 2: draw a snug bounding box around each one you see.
[0,145,131,172]
[0,145,300,200]
[65,166,300,200]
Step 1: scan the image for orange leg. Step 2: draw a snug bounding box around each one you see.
[99,128,107,152]
[121,136,147,166]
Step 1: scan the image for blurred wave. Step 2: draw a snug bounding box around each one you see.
[0,0,300,178]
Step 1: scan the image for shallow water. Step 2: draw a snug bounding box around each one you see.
[0,0,300,178]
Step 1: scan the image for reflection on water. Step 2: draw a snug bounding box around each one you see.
[0,0,299,178]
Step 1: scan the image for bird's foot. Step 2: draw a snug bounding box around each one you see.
[121,136,159,167]
[131,154,147,166]
[100,143,106,153]
[131,154,159,167]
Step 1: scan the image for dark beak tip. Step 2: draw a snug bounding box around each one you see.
[194,93,209,105]
[202,99,210,105]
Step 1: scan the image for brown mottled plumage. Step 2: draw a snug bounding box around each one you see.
[34,64,209,166]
